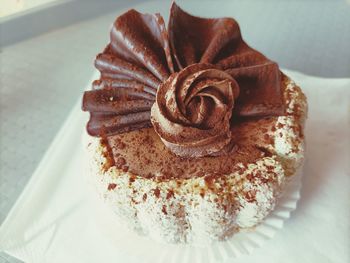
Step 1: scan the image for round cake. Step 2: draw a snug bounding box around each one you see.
[82,2,307,244]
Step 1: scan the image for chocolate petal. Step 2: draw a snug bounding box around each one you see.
[110,9,174,81]
[82,83,155,136]
[92,79,156,96]
[82,89,154,114]
[87,111,152,136]
[226,62,285,117]
[95,52,160,89]
[217,50,268,70]
[169,2,241,68]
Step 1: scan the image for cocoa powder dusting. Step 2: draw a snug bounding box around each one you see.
[246,173,254,182]
[106,126,275,180]
[142,193,147,201]
[263,134,270,142]
[101,136,115,171]
[166,190,174,199]
[204,174,216,187]
[245,190,257,203]
[277,123,284,129]
[129,176,136,183]
[154,188,161,198]
[256,146,273,157]
[113,138,126,149]
[116,157,126,168]
[107,183,117,191]
[162,205,168,215]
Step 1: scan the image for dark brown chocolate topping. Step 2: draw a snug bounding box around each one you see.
[105,125,275,180]
[82,2,285,157]
[151,63,238,157]
[105,74,294,180]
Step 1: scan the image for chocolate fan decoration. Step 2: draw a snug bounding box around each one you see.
[82,2,285,157]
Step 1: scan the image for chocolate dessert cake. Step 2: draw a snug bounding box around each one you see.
[82,2,307,244]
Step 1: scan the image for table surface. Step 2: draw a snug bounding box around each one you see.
[1,1,350,262]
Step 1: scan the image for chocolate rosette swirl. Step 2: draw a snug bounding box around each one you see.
[82,2,285,158]
[151,64,239,157]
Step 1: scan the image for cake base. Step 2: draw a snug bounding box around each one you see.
[88,166,302,261]
[84,75,307,244]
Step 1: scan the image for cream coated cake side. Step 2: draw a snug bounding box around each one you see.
[84,76,307,244]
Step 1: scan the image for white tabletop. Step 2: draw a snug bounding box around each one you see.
[1,1,350,262]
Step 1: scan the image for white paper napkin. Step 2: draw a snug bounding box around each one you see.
[0,70,349,263]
